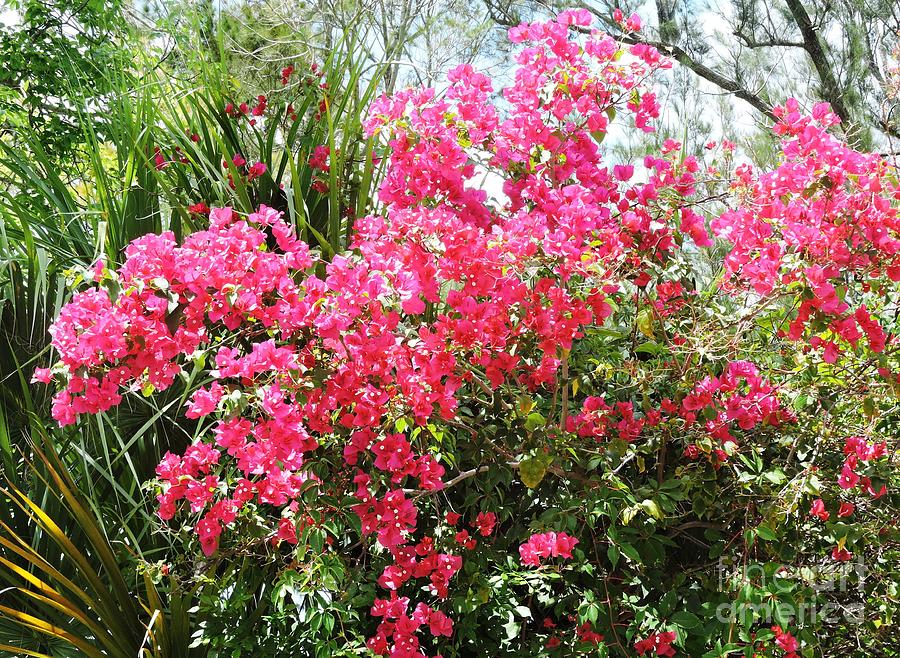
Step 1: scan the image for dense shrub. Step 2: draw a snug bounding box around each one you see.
[36,9,899,657]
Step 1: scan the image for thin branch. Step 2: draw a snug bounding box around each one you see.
[733,30,805,49]
[783,0,852,125]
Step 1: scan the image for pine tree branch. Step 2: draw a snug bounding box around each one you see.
[783,0,852,125]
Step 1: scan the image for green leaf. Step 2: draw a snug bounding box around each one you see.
[525,412,546,431]
[635,341,667,356]
[607,544,620,569]
[756,525,778,541]
[763,469,786,484]
[670,611,701,629]
[503,615,521,640]
[618,541,642,564]
[519,456,549,489]
[641,499,663,520]
[636,307,655,337]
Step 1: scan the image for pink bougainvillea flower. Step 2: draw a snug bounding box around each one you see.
[247,161,267,180]
[634,631,676,656]
[31,367,52,384]
[831,546,852,562]
[519,531,579,566]
[809,498,830,521]
[772,625,800,657]
[472,511,496,537]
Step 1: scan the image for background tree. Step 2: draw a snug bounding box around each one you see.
[139,0,495,96]
[0,0,133,163]
[483,0,900,153]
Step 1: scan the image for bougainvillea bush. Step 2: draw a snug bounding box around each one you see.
[35,9,900,658]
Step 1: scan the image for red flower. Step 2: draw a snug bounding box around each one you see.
[472,511,497,536]
[275,517,298,545]
[519,531,579,566]
[454,529,476,550]
[809,498,829,521]
[247,161,267,180]
[372,433,412,472]
[188,202,210,215]
[837,501,855,517]
[31,367,52,384]
[251,94,267,116]
[425,607,453,637]
[838,461,860,490]
[196,516,221,556]
[832,546,852,562]
[772,625,800,654]
[374,490,417,548]
[309,145,330,172]
[635,631,676,656]
[575,621,604,645]
[153,147,168,170]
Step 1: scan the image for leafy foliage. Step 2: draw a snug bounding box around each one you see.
[0,5,391,656]
[31,9,900,658]
[4,6,900,658]
[0,0,132,160]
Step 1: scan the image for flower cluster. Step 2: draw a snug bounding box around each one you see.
[567,396,651,443]
[770,625,800,658]
[681,361,793,463]
[308,144,331,193]
[838,435,888,497]
[712,100,899,363]
[41,9,695,649]
[518,531,579,566]
[368,596,454,658]
[36,7,899,657]
[634,631,677,656]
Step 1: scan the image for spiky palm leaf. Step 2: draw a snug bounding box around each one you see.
[0,439,200,657]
